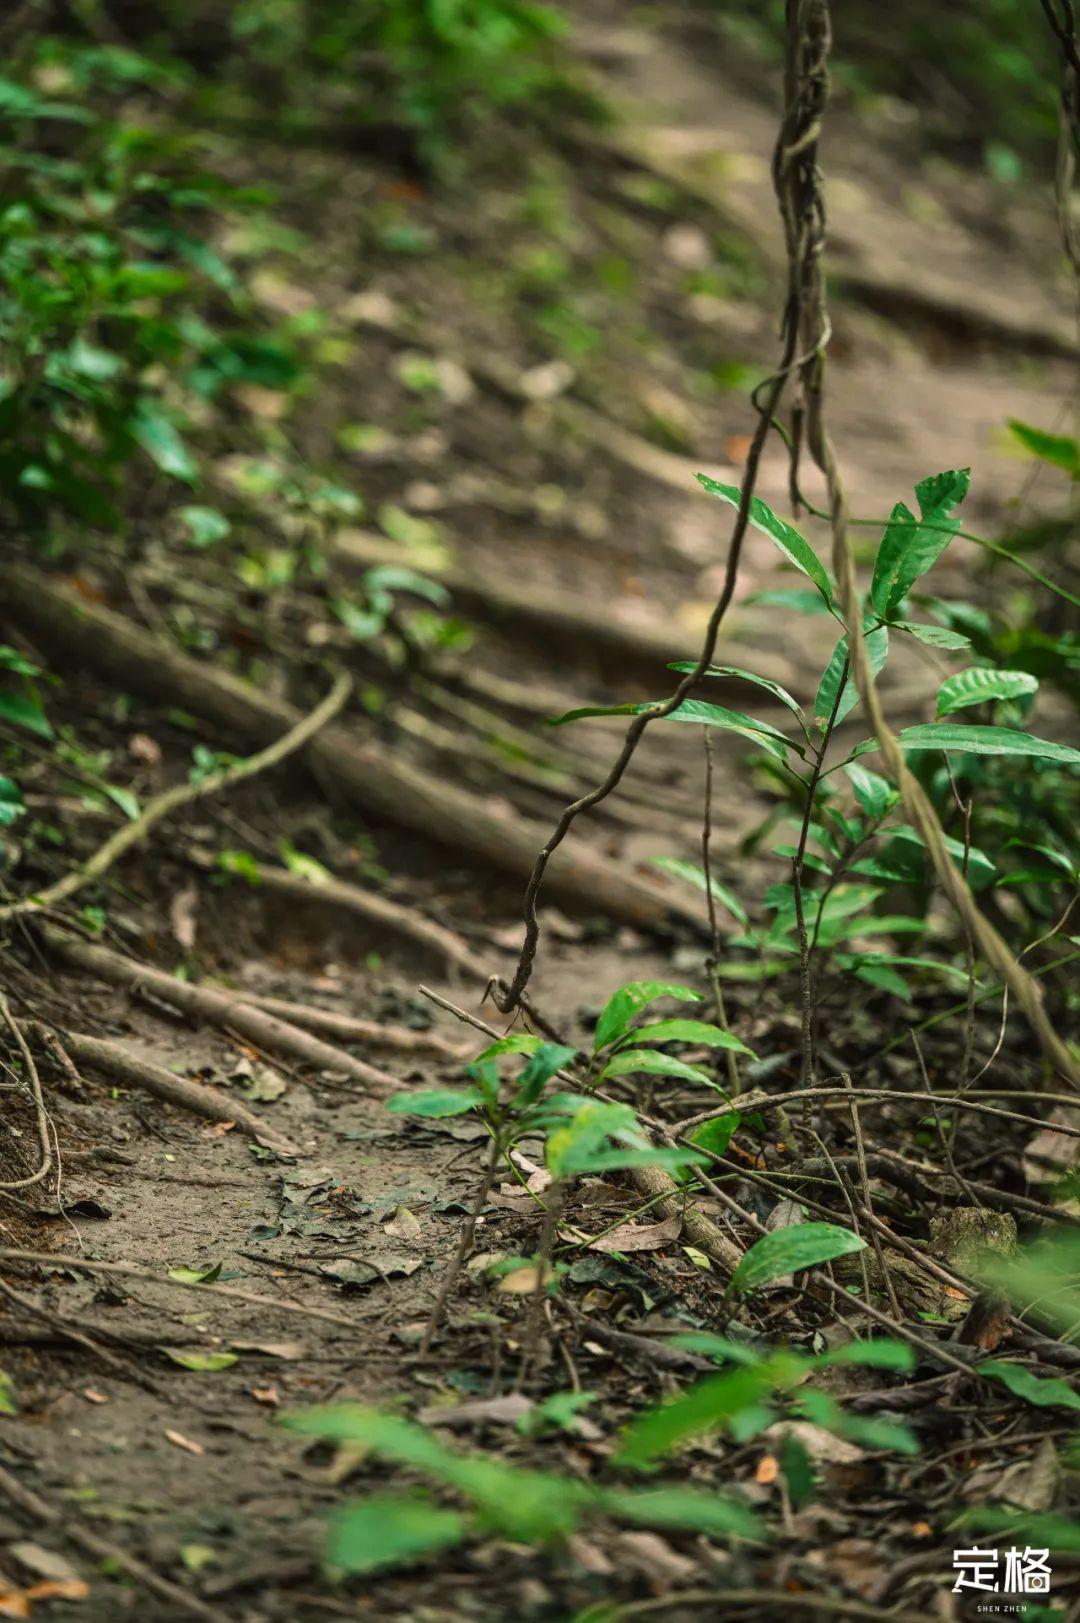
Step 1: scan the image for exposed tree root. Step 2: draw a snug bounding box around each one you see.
[232,994,469,1057]
[0,561,688,929]
[0,671,350,922]
[59,1031,297,1154]
[40,925,402,1093]
[185,845,491,980]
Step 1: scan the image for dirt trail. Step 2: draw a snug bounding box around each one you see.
[0,10,1077,1620]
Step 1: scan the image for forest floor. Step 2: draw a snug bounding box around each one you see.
[0,4,1078,1620]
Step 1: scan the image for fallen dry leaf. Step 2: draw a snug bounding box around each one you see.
[755,1454,779,1485]
[417,1393,534,1429]
[383,1205,422,1241]
[251,1385,281,1408]
[587,1214,681,1255]
[164,1429,205,1456]
[494,1262,557,1295]
[0,1580,90,1617]
[82,1389,108,1405]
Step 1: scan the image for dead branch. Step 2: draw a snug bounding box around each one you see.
[185,844,490,979]
[0,672,351,922]
[59,1031,297,1154]
[0,993,52,1191]
[0,561,683,929]
[39,925,401,1093]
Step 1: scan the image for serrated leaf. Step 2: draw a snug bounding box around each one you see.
[626,1019,755,1057]
[730,1222,865,1294]
[650,857,747,924]
[935,667,1039,717]
[813,626,889,730]
[593,981,703,1051]
[385,1089,483,1118]
[898,723,1080,765]
[870,469,970,617]
[697,476,834,606]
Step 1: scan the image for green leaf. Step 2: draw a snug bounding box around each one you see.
[515,1043,577,1106]
[0,776,24,827]
[474,1034,544,1062]
[163,1349,238,1371]
[385,1089,483,1118]
[853,961,910,998]
[597,1049,711,1085]
[616,1366,775,1466]
[978,1359,1080,1412]
[131,399,196,482]
[0,689,52,739]
[0,1369,18,1416]
[667,662,805,724]
[813,626,889,730]
[898,723,1080,765]
[1007,418,1080,479]
[870,468,970,616]
[651,858,748,924]
[843,761,895,820]
[744,587,833,615]
[813,1339,915,1372]
[168,1262,223,1284]
[594,981,703,1052]
[279,840,331,885]
[935,667,1039,717]
[179,505,230,547]
[645,700,799,760]
[730,1223,866,1295]
[598,1485,760,1540]
[697,477,834,606]
[626,1020,755,1057]
[327,1494,467,1575]
[688,1111,741,1156]
[893,621,972,651]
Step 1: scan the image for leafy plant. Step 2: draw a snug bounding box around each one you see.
[281,1402,760,1575]
[554,466,1080,1006]
[616,1335,918,1468]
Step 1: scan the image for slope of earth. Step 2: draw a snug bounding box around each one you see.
[0,8,1078,1622]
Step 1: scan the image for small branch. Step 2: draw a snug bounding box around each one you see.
[60,1030,297,1154]
[0,672,351,921]
[421,1131,502,1353]
[0,993,53,1191]
[0,1247,361,1331]
[40,926,400,1093]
